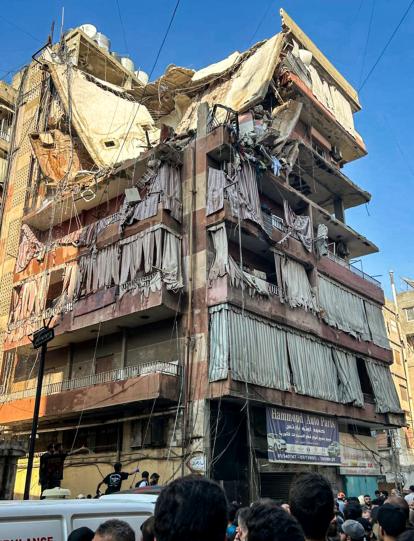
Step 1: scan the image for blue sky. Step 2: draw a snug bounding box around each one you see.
[1,0,413,296]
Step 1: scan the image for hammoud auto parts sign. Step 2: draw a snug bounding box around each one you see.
[266,407,341,466]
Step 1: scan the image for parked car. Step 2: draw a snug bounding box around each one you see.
[267,433,287,452]
[327,441,340,457]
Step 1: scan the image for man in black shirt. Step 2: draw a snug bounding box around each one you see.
[39,443,55,498]
[97,462,139,495]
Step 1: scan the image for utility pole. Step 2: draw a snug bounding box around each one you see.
[23,326,54,500]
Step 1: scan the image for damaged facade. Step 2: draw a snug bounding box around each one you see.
[0,9,404,500]
[0,81,16,197]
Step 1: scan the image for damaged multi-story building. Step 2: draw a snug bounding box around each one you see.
[0,10,404,500]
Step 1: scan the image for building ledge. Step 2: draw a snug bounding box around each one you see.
[14,207,181,283]
[0,367,180,425]
[284,72,366,164]
[294,141,371,212]
[207,278,392,364]
[318,252,384,304]
[208,378,404,428]
[4,280,182,350]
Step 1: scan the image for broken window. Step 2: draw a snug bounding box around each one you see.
[45,268,65,309]
[130,417,166,448]
[405,307,414,322]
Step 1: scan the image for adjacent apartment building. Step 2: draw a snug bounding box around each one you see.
[0,10,403,500]
[0,81,16,197]
[379,297,414,489]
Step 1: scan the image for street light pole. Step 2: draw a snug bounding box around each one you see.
[23,341,47,500]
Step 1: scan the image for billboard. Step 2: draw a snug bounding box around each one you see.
[339,433,381,476]
[266,407,340,466]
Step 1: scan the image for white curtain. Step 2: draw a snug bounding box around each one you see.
[331,349,364,406]
[209,304,291,391]
[275,253,318,312]
[287,332,340,402]
[364,301,390,350]
[318,274,370,340]
[365,359,402,413]
[208,224,270,297]
[209,304,229,381]
[161,231,183,290]
[206,168,227,216]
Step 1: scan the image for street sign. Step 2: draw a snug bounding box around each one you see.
[32,327,54,349]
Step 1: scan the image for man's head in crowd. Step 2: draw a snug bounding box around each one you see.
[245,501,305,541]
[68,527,94,541]
[344,503,362,521]
[341,519,365,541]
[93,519,135,541]
[289,473,334,541]
[377,503,407,541]
[384,496,409,521]
[140,516,155,541]
[364,495,372,507]
[113,462,122,473]
[235,507,250,541]
[154,475,228,541]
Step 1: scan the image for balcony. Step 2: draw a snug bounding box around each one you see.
[0,361,179,404]
[0,129,10,142]
[5,274,182,351]
[0,361,180,425]
[318,251,384,305]
[326,251,380,287]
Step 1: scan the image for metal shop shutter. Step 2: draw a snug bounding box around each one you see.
[260,473,295,502]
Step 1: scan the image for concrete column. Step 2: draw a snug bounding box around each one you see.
[333,197,345,224]
[121,328,128,368]
[67,343,74,380]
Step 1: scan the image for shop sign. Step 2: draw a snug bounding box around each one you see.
[339,433,381,476]
[266,407,340,466]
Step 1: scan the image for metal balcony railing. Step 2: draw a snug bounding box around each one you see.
[326,251,381,287]
[0,129,10,142]
[0,361,180,404]
[262,212,301,242]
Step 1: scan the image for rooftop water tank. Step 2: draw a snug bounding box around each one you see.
[79,24,97,39]
[111,51,121,63]
[120,57,135,72]
[134,70,149,85]
[94,32,111,52]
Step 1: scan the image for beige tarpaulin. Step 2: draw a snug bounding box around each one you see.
[48,62,159,168]
[30,129,93,183]
[176,33,284,133]
[191,51,241,83]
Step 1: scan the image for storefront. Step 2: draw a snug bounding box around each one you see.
[339,433,381,497]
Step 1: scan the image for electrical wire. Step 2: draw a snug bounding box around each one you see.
[110,0,181,167]
[115,0,130,55]
[358,0,376,89]
[248,0,275,46]
[0,14,43,43]
[359,0,414,91]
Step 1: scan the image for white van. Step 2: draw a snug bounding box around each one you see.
[0,498,155,541]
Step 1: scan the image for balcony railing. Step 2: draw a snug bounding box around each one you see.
[326,251,381,287]
[262,212,301,242]
[0,361,180,404]
[0,129,10,142]
[8,301,74,332]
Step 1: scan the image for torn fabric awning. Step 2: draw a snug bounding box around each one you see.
[48,62,160,168]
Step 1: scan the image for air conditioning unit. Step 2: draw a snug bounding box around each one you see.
[330,146,343,162]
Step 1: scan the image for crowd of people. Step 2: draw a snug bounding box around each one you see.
[66,473,414,541]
